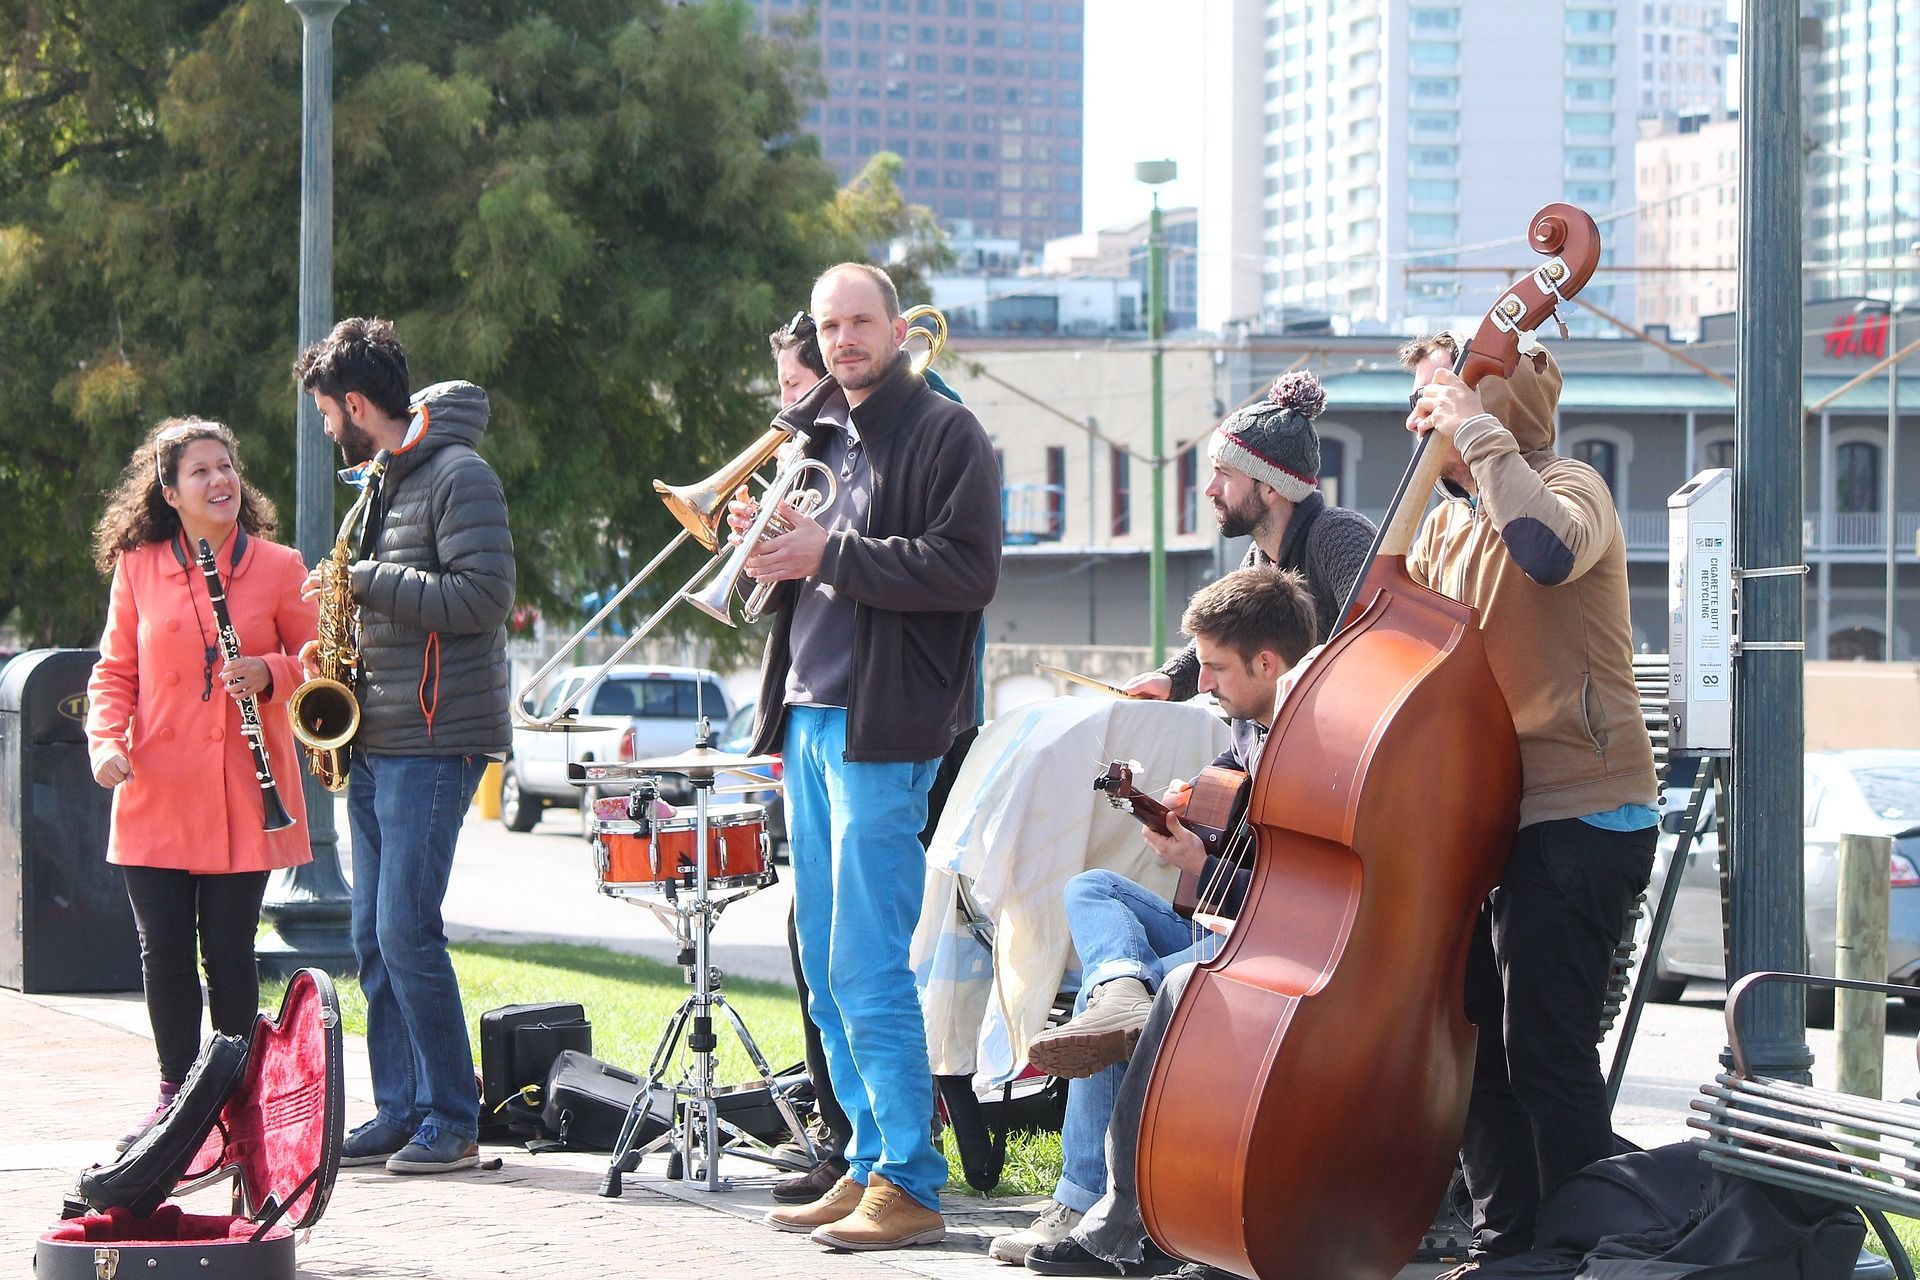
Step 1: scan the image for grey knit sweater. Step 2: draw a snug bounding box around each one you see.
[1159,492,1376,702]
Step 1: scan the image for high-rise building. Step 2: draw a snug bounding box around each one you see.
[1802,0,1920,309]
[1633,110,1740,339]
[746,0,1088,252]
[1200,0,1643,336]
[1634,1,1737,117]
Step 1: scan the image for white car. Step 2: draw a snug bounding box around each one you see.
[1642,749,1920,1022]
[500,664,731,834]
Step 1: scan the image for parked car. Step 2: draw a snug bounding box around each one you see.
[1641,749,1920,1021]
[720,701,787,861]
[500,664,731,834]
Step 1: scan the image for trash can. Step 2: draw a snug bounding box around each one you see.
[0,649,141,993]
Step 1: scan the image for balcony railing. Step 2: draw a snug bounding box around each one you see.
[1003,483,1065,545]
[1620,509,1920,554]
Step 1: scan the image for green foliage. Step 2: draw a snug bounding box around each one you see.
[0,0,943,645]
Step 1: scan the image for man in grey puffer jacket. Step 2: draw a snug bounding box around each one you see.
[295,317,514,1176]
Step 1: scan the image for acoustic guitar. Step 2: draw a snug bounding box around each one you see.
[1093,761,1247,921]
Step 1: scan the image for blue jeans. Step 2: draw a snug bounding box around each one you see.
[348,751,487,1142]
[784,706,946,1210]
[1055,869,1219,1211]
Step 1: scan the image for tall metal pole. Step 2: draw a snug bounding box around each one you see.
[260,0,355,980]
[1148,192,1167,663]
[1888,294,1898,659]
[1136,159,1176,664]
[1726,0,1811,1081]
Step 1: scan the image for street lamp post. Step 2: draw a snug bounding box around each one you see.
[259,0,355,980]
[1136,159,1177,664]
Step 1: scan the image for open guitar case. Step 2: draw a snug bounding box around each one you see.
[36,968,345,1279]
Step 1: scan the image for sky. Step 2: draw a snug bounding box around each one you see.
[1080,1,1208,232]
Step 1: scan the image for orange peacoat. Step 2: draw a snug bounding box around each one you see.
[86,534,319,873]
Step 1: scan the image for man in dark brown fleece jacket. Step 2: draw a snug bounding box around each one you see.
[1405,332,1658,1271]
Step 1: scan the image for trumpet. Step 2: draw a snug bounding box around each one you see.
[512,307,945,730]
[901,303,947,376]
[683,456,837,626]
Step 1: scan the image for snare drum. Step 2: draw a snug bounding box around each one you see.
[592,802,769,895]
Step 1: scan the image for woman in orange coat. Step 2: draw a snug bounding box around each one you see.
[86,419,318,1147]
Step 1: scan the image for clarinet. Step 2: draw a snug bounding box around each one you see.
[196,538,297,832]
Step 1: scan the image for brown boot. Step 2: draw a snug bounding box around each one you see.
[808,1174,946,1250]
[772,1153,849,1204]
[763,1174,864,1233]
[1026,977,1153,1078]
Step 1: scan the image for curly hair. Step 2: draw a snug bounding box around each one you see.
[92,418,280,574]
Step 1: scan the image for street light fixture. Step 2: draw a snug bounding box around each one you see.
[1136,158,1177,663]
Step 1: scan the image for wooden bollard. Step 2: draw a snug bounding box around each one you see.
[1835,832,1893,1100]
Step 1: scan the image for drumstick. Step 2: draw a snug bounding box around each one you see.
[1034,663,1136,699]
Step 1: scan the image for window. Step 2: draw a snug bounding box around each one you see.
[1110,445,1131,536]
[1835,439,1881,513]
[1177,446,1199,535]
[1573,438,1619,493]
[1046,446,1066,539]
[1319,438,1345,508]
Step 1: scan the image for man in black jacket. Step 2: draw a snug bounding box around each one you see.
[745,264,1001,1251]
[294,317,514,1176]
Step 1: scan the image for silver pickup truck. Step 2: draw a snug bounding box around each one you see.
[500,664,731,834]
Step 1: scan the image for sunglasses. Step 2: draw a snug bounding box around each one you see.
[785,310,816,339]
[152,423,200,488]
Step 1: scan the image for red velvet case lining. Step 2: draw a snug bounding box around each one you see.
[186,968,341,1227]
[41,1204,290,1245]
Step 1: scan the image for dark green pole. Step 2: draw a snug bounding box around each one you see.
[1726,0,1810,1080]
[260,0,356,980]
[1137,160,1176,663]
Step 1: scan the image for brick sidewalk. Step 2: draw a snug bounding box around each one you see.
[0,986,1037,1280]
[3,987,1451,1278]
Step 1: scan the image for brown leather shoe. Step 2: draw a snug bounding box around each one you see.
[808,1174,946,1250]
[771,1154,850,1204]
[764,1175,864,1233]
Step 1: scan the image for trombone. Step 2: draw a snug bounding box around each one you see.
[513,306,948,731]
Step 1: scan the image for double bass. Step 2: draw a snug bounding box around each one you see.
[1133,204,1602,1280]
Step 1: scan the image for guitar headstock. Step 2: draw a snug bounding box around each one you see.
[1094,759,1144,802]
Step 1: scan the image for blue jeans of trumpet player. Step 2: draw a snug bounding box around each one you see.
[783,705,947,1210]
[1055,869,1220,1211]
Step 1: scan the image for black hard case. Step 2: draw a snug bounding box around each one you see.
[36,968,345,1280]
[479,1001,590,1137]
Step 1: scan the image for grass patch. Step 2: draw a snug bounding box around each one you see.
[268,938,1066,1198]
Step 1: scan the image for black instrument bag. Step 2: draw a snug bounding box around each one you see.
[478,1001,590,1138]
[37,968,345,1280]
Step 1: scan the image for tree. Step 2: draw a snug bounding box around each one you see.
[0,0,942,647]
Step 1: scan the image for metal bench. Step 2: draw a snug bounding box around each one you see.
[1689,970,1917,1280]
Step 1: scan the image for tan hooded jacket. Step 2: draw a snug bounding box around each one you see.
[1408,346,1657,829]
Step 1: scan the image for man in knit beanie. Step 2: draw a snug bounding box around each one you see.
[1126,370,1376,702]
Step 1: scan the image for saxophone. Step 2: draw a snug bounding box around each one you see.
[288,450,391,792]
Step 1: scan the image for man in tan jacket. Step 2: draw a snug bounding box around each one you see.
[1402,333,1658,1271]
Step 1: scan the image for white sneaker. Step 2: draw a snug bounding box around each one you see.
[987,1198,1083,1265]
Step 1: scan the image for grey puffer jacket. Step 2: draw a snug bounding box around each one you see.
[348,380,515,755]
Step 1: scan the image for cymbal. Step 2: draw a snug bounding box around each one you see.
[631,745,780,776]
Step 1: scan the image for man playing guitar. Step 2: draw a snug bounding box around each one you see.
[987,565,1317,1267]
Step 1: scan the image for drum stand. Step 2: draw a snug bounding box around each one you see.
[597,750,818,1197]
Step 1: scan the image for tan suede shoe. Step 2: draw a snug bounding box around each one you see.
[808,1174,946,1251]
[763,1175,865,1233]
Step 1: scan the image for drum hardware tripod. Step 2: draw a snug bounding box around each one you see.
[597,726,819,1197]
